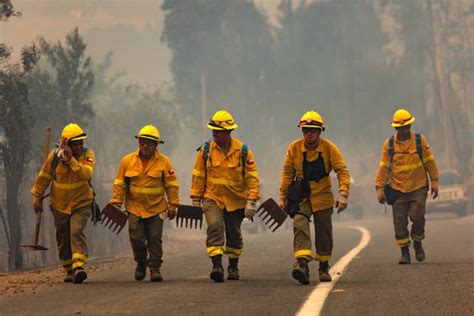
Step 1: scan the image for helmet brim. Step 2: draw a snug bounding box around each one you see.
[391,117,415,127]
[298,124,325,131]
[207,123,238,131]
[135,135,164,144]
[68,134,87,142]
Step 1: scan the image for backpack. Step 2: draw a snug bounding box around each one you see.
[385,133,428,205]
[388,133,423,163]
[201,141,249,178]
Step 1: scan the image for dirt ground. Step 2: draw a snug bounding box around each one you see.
[0,235,201,298]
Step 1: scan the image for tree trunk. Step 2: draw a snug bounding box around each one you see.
[6,177,23,271]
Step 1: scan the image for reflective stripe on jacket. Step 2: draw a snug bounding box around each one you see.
[190,137,260,211]
[31,149,95,215]
[375,132,439,193]
[110,149,179,218]
[279,138,350,212]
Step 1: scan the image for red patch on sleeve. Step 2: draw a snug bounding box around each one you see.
[168,170,175,176]
[246,160,254,165]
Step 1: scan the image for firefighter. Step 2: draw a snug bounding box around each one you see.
[191,110,260,282]
[31,123,95,284]
[279,111,350,284]
[110,125,179,282]
[375,109,439,264]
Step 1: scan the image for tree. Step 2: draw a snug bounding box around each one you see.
[32,27,95,137]
[378,0,473,174]
[273,0,391,144]
[0,44,40,271]
[0,0,21,21]
[161,0,275,137]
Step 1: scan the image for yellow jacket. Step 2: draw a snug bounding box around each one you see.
[191,137,260,211]
[375,132,439,193]
[111,149,179,218]
[31,149,95,215]
[279,138,350,212]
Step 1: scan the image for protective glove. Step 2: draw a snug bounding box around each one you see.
[191,197,202,207]
[159,211,167,220]
[111,202,122,209]
[33,198,43,214]
[335,191,349,213]
[58,145,72,163]
[244,200,257,220]
[278,199,285,210]
[167,206,177,220]
[431,186,438,199]
[376,189,386,204]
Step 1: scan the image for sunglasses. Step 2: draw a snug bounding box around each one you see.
[139,138,157,146]
[302,128,321,134]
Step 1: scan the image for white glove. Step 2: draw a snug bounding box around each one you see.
[192,198,202,207]
[244,200,257,220]
[335,191,349,213]
[159,211,167,220]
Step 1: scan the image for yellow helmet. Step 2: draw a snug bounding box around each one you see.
[391,109,415,127]
[207,110,238,130]
[62,123,87,142]
[135,125,164,144]
[298,111,325,130]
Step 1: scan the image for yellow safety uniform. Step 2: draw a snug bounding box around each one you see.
[191,137,260,211]
[111,149,179,217]
[279,138,350,212]
[31,148,95,272]
[375,132,439,193]
[31,149,95,214]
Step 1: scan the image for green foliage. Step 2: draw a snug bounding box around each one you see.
[0,0,21,21]
[162,0,391,147]
[161,0,275,132]
[25,27,95,162]
[0,48,38,177]
[273,0,391,140]
[0,43,40,270]
[36,27,95,130]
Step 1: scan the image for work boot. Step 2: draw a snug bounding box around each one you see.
[135,261,148,281]
[227,258,239,280]
[399,246,411,264]
[73,268,87,284]
[292,258,310,285]
[210,255,224,283]
[413,241,425,262]
[150,269,163,282]
[319,261,332,282]
[63,270,74,283]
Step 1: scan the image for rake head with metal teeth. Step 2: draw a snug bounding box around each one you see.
[176,205,203,229]
[256,198,288,232]
[100,203,128,235]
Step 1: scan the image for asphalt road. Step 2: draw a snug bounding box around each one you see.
[1,212,473,316]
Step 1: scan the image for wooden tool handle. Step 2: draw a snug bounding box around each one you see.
[33,211,42,245]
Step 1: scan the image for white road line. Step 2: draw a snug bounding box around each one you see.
[296,225,371,316]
